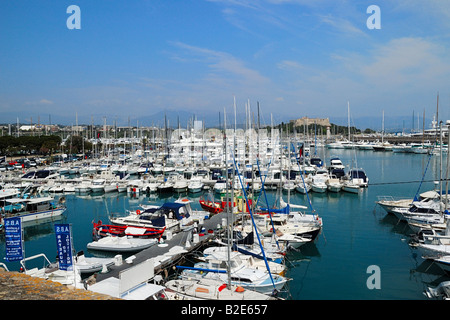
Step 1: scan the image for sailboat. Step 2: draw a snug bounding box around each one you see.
[342,102,367,193]
[372,110,393,151]
[164,277,276,300]
[175,250,289,295]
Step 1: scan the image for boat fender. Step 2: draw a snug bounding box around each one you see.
[235,286,245,293]
[218,284,227,292]
[136,210,141,215]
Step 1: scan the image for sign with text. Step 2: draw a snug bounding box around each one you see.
[4,217,23,262]
[54,224,73,271]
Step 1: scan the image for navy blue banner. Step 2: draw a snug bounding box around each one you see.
[4,217,23,262]
[54,224,73,271]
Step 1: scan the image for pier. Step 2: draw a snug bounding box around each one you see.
[93,210,230,283]
[352,134,442,144]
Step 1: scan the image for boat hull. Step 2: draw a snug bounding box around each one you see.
[87,236,157,252]
[11,208,66,223]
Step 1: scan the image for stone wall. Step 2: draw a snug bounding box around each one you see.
[0,268,119,300]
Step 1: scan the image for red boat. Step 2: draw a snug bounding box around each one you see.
[199,199,223,214]
[199,192,224,214]
[92,220,165,240]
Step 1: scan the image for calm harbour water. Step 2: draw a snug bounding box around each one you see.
[1,148,447,300]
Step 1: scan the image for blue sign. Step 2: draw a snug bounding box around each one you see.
[54,224,73,271]
[4,217,23,262]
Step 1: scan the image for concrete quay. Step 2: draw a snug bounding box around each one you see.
[93,210,231,284]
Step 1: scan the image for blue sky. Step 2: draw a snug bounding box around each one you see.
[1,0,450,128]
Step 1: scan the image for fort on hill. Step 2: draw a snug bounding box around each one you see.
[290,117,331,127]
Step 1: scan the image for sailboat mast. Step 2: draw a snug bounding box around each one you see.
[223,107,232,289]
[347,101,350,141]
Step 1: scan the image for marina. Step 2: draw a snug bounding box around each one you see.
[1,138,450,300]
[2,0,450,305]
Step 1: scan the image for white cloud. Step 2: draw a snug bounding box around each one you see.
[318,14,367,37]
[169,41,270,87]
[273,36,450,116]
[359,37,450,89]
[39,99,54,105]
[24,99,54,106]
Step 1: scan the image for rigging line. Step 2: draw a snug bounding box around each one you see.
[255,156,281,250]
[413,147,435,201]
[368,179,440,186]
[290,142,316,216]
[230,148,277,291]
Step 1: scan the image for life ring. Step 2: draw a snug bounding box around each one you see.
[136,209,141,215]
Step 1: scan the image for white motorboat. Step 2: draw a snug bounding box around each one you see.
[63,183,76,193]
[410,223,450,257]
[86,235,158,252]
[213,179,227,194]
[375,196,413,214]
[342,180,361,194]
[295,179,311,194]
[74,251,115,274]
[202,245,286,274]
[254,206,322,246]
[117,182,127,193]
[89,179,106,193]
[188,179,204,193]
[127,180,143,195]
[104,182,118,193]
[75,182,91,193]
[49,184,64,193]
[173,179,188,193]
[3,196,66,222]
[157,180,174,193]
[328,156,345,170]
[311,174,328,193]
[326,177,342,193]
[346,168,369,188]
[391,198,442,222]
[143,181,160,193]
